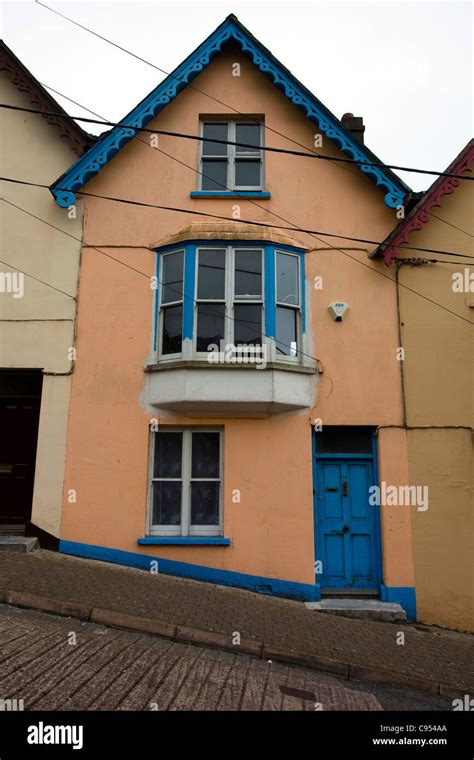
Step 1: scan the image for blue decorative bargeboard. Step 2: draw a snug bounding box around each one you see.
[51,16,408,209]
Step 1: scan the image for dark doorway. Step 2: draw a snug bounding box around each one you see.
[0,370,43,530]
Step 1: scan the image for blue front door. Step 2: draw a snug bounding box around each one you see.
[314,457,380,590]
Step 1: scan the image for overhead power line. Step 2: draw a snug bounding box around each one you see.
[34,0,474,246]
[8,9,473,323]
[3,178,473,325]
[39,80,474,247]
[1,196,318,362]
[32,0,474,252]
[2,176,473,261]
[3,102,473,182]
[0,251,75,299]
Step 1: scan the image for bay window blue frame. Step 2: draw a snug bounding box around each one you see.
[153,240,306,356]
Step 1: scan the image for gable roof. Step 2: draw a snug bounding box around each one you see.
[371,139,474,265]
[0,40,92,157]
[50,14,409,209]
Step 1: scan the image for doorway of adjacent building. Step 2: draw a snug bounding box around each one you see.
[313,427,382,591]
[0,370,43,531]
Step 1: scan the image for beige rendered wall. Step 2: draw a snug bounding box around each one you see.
[398,177,473,629]
[0,71,83,537]
[59,47,413,587]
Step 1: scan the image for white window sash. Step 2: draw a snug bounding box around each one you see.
[158,249,185,359]
[148,428,223,537]
[199,121,263,191]
[275,250,302,362]
[194,247,264,355]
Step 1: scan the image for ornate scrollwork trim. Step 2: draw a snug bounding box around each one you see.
[382,143,474,265]
[50,17,407,209]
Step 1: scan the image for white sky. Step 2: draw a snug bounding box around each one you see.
[1,0,472,191]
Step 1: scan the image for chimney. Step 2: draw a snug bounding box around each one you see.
[341,113,365,145]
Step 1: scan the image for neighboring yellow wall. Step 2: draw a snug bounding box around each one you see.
[407,429,472,630]
[397,173,473,630]
[0,72,83,537]
[59,48,413,587]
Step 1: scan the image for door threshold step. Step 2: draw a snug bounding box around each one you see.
[305,598,407,622]
[0,536,38,553]
[0,525,25,535]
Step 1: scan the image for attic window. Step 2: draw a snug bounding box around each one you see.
[199,121,263,191]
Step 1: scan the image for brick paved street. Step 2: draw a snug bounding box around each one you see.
[0,605,384,711]
[0,550,472,695]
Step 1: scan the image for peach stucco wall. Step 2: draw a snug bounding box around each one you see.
[60,46,414,587]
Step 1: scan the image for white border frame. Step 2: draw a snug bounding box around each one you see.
[275,250,302,364]
[147,427,224,537]
[194,246,264,357]
[158,248,185,361]
[199,120,263,191]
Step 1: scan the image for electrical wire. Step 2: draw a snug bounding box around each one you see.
[2,102,473,182]
[2,175,473,260]
[1,196,319,362]
[0,254,75,299]
[3,178,472,325]
[34,0,474,250]
[426,211,474,238]
[39,80,474,266]
[40,77,473,253]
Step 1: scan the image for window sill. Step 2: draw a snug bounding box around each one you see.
[144,359,316,374]
[137,537,230,546]
[190,191,271,199]
[142,361,317,414]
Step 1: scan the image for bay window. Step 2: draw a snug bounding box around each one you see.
[155,242,306,364]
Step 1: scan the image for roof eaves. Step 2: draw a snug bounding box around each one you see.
[370,138,474,265]
[49,15,409,209]
[0,40,93,157]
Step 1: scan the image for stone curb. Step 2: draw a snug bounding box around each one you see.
[176,624,262,656]
[263,644,349,678]
[4,590,90,620]
[90,608,177,639]
[0,590,466,699]
[348,664,439,695]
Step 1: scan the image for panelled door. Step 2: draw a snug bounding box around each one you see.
[314,457,380,590]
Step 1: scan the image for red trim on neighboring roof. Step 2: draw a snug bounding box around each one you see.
[377,140,474,266]
[0,40,92,157]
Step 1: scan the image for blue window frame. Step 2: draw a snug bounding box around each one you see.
[153,241,306,364]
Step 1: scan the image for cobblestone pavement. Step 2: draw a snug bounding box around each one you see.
[0,550,472,693]
[0,606,383,711]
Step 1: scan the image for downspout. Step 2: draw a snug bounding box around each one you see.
[396,260,408,428]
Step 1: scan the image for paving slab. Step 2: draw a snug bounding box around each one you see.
[0,549,472,696]
[0,606,382,711]
[305,599,407,622]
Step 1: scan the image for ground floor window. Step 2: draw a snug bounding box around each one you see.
[149,429,223,536]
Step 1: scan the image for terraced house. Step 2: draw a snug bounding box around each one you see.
[0,42,89,546]
[49,16,420,618]
[372,140,473,632]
